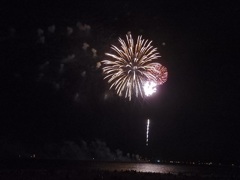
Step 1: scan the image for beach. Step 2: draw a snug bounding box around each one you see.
[0,160,239,180]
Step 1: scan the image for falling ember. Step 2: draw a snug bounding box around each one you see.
[146,119,150,146]
[101,33,168,101]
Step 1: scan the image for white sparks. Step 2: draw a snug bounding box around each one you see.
[143,81,157,96]
[102,33,165,101]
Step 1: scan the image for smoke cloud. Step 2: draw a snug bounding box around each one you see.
[59,139,132,161]
[0,139,138,161]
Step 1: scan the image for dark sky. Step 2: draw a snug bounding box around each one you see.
[1,0,240,162]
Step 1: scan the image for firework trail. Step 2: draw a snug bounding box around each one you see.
[146,119,150,146]
[102,33,168,101]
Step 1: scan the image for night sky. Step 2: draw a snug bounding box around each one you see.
[1,0,240,163]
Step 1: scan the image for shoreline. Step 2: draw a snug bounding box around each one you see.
[0,159,239,179]
[0,168,239,180]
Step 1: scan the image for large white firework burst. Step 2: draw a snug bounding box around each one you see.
[101,33,168,101]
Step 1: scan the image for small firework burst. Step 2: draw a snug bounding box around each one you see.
[102,34,168,101]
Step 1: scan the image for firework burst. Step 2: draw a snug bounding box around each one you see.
[102,34,168,101]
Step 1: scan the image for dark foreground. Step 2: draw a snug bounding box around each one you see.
[1,159,240,180]
[1,168,240,180]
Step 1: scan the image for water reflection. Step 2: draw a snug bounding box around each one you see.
[125,163,175,173]
[90,162,199,174]
[88,161,240,177]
